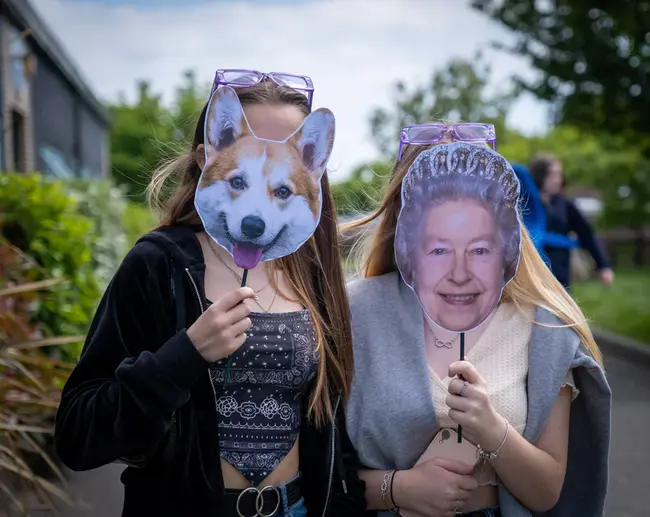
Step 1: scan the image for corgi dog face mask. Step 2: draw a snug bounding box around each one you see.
[395,142,523,333]
[195,85,335,270]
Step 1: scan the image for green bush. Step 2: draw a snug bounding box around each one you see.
[0,173,160,360]
[66,179,129,287]
[66,179,159,279]
[123,201,158,248]
[0,173,99,358]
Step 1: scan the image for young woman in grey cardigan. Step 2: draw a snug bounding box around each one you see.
[342,140,611,517]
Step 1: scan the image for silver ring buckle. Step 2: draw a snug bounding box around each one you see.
[256,485,281,517]
[235,485,281,517]
[236,487,260,517]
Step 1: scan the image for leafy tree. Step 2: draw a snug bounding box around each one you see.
[473,0,650,262]
[170,70,211,143]
[109,70,209,201]
[332,161,393,216]
[471,0,650,137]
[369,52,520,157]
[110,81,172,200]
[338,54,523,215]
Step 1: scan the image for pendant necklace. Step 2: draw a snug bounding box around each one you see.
[207,239,277,313]
[425,318,458,349]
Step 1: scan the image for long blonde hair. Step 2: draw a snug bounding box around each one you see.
[342,143,603,367]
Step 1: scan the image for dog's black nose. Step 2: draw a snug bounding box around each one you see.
[241,216,266,239]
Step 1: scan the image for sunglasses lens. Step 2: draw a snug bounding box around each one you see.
[272,73,311,90]
[407,125,445,143]
[455,124,493,140]
[220,70,262,86]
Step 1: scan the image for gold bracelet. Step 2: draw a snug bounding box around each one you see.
[477,419,510,463]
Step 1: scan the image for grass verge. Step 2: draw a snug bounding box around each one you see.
[573,268,650,345]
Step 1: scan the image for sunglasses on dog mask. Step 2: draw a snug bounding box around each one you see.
[195,86,335,271]
[212,69,315,108]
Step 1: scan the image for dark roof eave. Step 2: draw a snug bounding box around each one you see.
[3,0,112,126]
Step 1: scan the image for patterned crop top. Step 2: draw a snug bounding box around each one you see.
[208,309,319,486]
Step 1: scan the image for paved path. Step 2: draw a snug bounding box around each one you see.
[601,352,650,517]
[36,349,650,517]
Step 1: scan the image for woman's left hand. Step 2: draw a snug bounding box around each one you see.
[446,360,508,451]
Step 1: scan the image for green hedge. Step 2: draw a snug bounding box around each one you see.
[0,173,157,359]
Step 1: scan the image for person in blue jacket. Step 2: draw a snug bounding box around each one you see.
[528,153,614,290]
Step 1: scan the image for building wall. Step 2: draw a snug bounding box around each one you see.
[78,98,107,178]
[31,50,107,179]
[31,50,76,176]
[0,5,108,178]
[0,14,35,172]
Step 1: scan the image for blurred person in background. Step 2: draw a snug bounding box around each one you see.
[529,153,614,291]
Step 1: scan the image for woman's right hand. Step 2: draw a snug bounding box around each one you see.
[186,287,256,363]
[393,457,478,517]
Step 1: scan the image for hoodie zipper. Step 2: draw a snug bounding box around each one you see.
[185,268,205,314]
[322,393,342,517]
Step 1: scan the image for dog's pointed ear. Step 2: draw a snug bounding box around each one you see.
[204,86,249,154]
[292,108,335,179]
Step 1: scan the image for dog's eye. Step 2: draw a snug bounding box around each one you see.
[229,177,246,190]
[275,186,293,200]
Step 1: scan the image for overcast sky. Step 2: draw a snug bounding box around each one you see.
[33,0,551,180]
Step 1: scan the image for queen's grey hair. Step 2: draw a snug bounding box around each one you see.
[395,142,522,286]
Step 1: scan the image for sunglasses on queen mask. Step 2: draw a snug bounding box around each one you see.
[398,123,497,160]
[212,69,315,108]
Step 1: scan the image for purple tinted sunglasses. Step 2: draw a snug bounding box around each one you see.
[212,69,315,108]
[398,123,497,160]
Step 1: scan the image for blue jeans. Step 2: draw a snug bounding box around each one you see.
[281,495,306,517]
[279,476,306,517]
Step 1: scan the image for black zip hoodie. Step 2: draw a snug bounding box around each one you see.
[54,225,366,516]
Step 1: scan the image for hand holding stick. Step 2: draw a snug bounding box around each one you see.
[223,270,249,388]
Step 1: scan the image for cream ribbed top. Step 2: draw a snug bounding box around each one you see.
[429,302,578,486]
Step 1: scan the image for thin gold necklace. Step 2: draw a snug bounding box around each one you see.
[425,318,458,349]
[207,238,277,313]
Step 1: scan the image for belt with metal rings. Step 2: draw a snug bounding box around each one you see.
[236,485,281,517]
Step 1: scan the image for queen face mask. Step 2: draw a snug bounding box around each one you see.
[395,142,523,333]
[195,86,335,270]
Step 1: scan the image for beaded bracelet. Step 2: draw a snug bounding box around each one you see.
[477,419,510,464]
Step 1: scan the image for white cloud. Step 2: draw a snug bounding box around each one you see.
[33,0,550,180]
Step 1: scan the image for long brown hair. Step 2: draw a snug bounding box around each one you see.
[148,82,353,426]
[342,143,603,366]
[529,152,562,192]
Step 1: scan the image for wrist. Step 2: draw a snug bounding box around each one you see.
[391,469,409,508]
[481,413,508,451]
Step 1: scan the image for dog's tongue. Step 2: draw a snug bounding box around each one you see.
[233,243,264,270]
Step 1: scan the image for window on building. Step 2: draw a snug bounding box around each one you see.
[38,145,75,179]
[7,25,29,99]
[11,111,25,172]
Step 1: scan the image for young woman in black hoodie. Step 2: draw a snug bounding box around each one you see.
[54,76,365,517]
